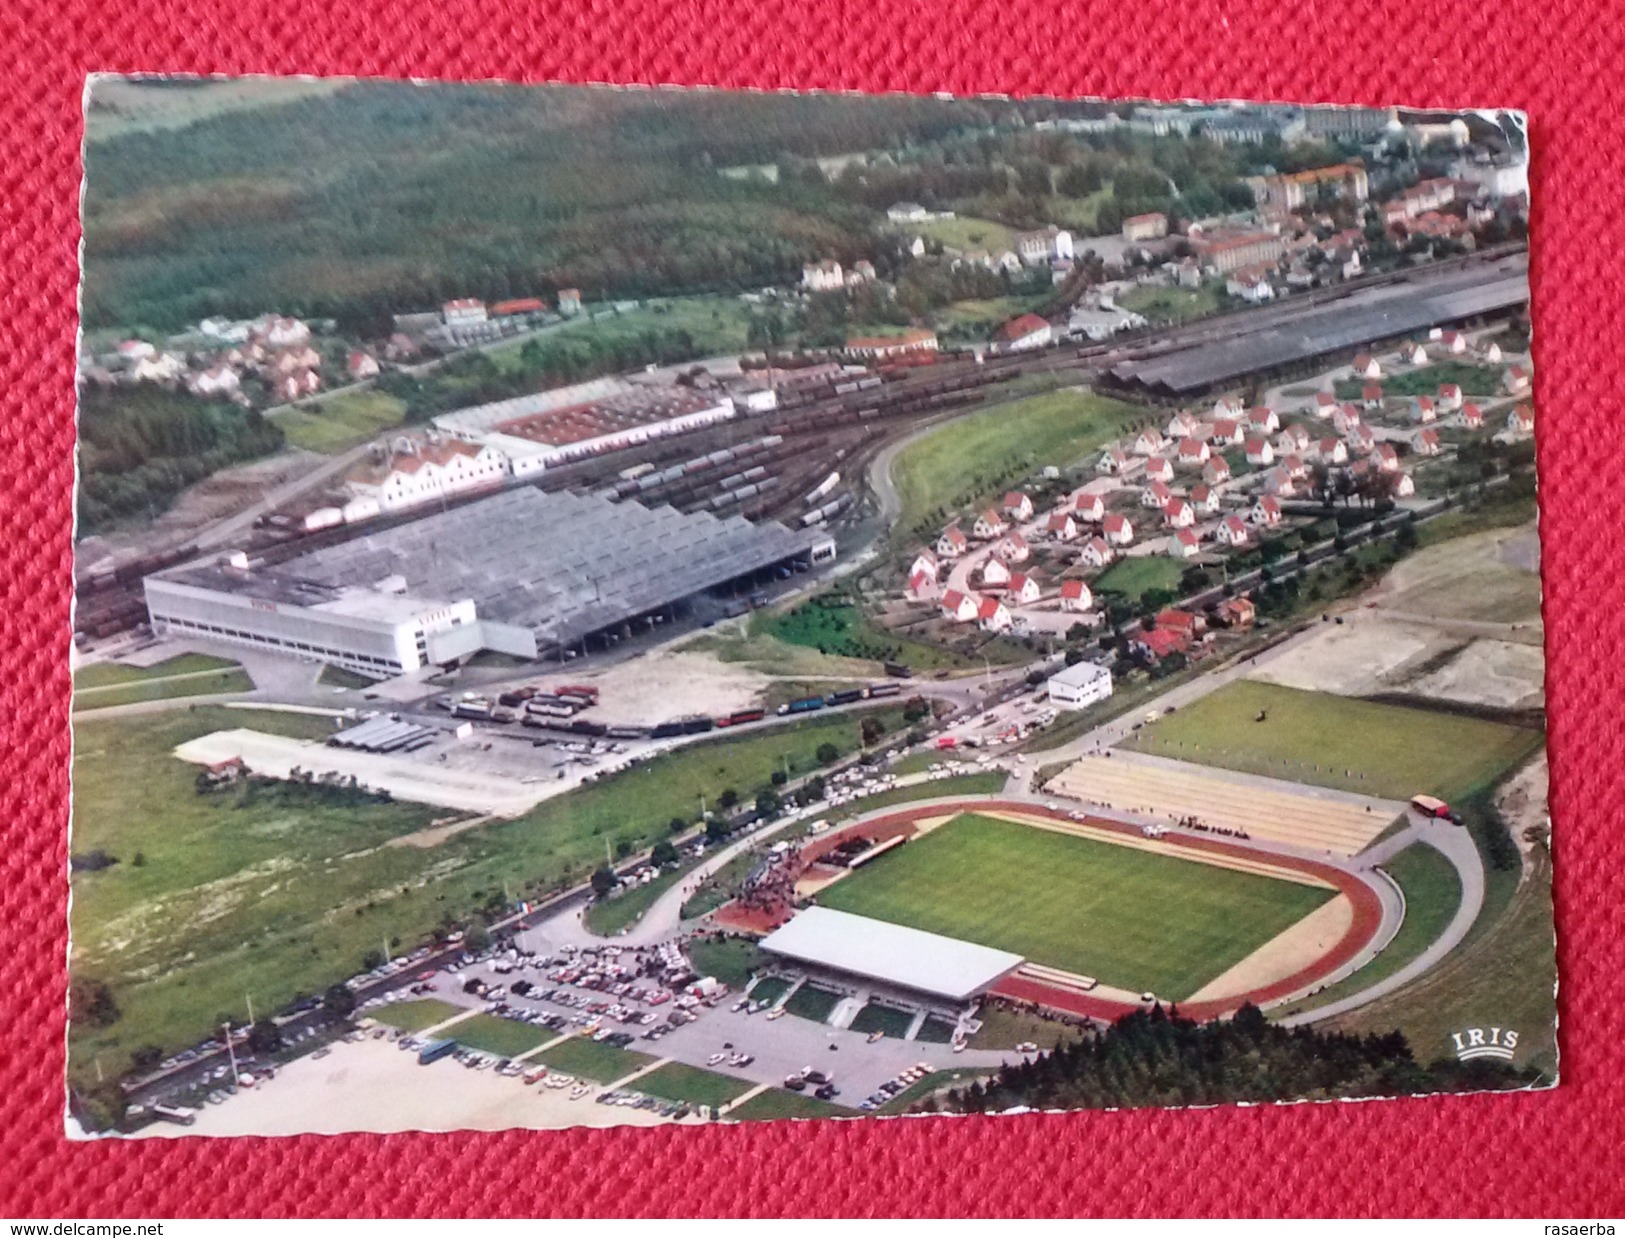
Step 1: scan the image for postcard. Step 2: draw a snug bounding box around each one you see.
[69,76,1548,1137]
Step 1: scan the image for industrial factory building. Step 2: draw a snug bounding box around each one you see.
[145,489,834,676]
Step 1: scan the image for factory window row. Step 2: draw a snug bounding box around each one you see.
[150,614,403,672]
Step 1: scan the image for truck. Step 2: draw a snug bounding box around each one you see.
[883,661,913,679]
[783,696,827,715]
[1410,794,1464,824]
[418,1038,458,1066]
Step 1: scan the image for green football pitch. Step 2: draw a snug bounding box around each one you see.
[815,813,1334,1000]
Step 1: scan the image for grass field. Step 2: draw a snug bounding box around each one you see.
[757,598,970,671]
[534,1037,656,1084]
[727,1089,854,1122]
[447,1013,553,1058]
[966,1004,1079,1051]
[485,297,754,374]
[890,389,1141,536]
[584,866,685,936]
[817,813,1334,999]
[878,1067,991,1115]
[911,215,1016,254]
[748,976,791,1006]
[1275,840,1463,1019]
[915,1015,956,1043]
[849,1003,914,1038]
[828,773,1007,819]
[317,664,377,690]
[1091,555,1183,602]
[1129,681,1544,802]
[369,999,466,1034]
[1117,282,1229,324]
[74,669,254,711]
[1334,361,1503,401]
[634,1061,754,1109]
[67,705,882,1085]
[73,654,239,689]
[274,389,408,453]
[686,939,768,988]
[784,984,843,1022]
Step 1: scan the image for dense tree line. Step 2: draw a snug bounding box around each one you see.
[77,384,284,532]
[940,1005,1541,1113]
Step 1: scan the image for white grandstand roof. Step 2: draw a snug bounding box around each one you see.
[759,907,1023,1001]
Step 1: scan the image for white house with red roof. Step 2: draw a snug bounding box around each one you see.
[1217,514,1250,546]
[1141,480,1174,510]
[1361,383,1384,410]
[1410,395,1437,423]
[1414,428,1442,456]
[1202,457,1232,485]
[1144,455,1175,483]
[910,549,940,582]
[1439,329,1468,355]
[1250,495,1283,527]
[1073,492,1105,522]
[937,525,969,559]
[993,313,1054,353]
[1007,573,1042,606]
[1504,365,1532,396]
[1314,391,1338,417]
[1399,340,1429,366]
[1351,353,1382,380]
[1213,395,1244,420]
[1166,410,1201,439]
[1059,579,1094,612]
[1167,528,1201,559]
[1104,513,1135,546]
[907,569,940,601]
[1097,446,1131,475]
[1046,512,1080,542]
[1317,437,1349,465]
[1346,423,1377,454]
[1132,429,1168,457]
[344,434,508,513]
[1437,383,1464,412]
[1372,442,1400,472]
[978,595,1014,632]
[1003,491,1035,522]
[1480,340,1504,364]
[1261,467,1296,497]
[973,509,1008,540]
[1080,537,1114,569]
[347,350,381,380]
[1507,403,1535,435]
[1247,406,1280,433]
[997,531,1031,563]
[1282,453,1309,481]
[1176,438,1211,468]
[939,589,980,623]
[1461,403,1485,429]
[1209,418,1244,446]
[1164,497,1195,528]
[1332,404,1363,435]
[1245,437,1275,467]
[1276,424,1311,454]
[981,556,1013,587]
[1190,484,1219,515]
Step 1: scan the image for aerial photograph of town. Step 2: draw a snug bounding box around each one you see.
[68,77,1551,1137]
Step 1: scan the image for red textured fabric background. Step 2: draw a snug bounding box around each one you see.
[2,0,1619,1218]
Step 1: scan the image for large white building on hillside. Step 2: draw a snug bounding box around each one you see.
[341,435,509,522]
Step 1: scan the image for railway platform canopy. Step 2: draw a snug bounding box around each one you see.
[759,906,1025,1003]
[1107,251,1529,396]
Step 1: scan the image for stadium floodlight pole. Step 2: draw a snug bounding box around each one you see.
[222,1021,241,1087]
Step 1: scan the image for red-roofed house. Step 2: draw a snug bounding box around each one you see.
[1437,383,1464,412]
[1504,365,1532,396]
[1314,391,1338,416]
[1318,437,1349,465]
[1361,383,1384,410]
[1166,410,1201,439]
[1333,404,1363,434]
[1373,443,1400,472]
[907,569,939,601]
[1245,437,1275,467]
[1176,438,1211,468]
[1276,424,1311,454]
[1131,627,1189,661]
[1144,455,1175,483]
[1247,406,1281,433]
[994,313,1053,353]
[1507,403,1535,434]
[1250,495,1283,527]
[347,350,381,380]
[1080,537,1114,569]
[981,556,1013,587]
[1203,457,1232,485]
[1190,484,1220,515]
[937,525,969,559]
[1346,423,1377,454]
[1215,596,1257,629]
[1439,329,1468,355]
[1399,340,1429,365]
[1141,480,1174,510]
[1410,395,1437,423]
[1132,429,1169,457]
[1479,339,1503,364]
[1213,395,1244,419]
[1104,513,1135,546]
[997,531,1031,563]
[1164,497,1195,529]
[1059,579,1094,612]
[1097,446,1131,475]
[1262,467,1296,497]
[1351,353,1382,380]
[1461,403,1484,429]
[1414,428,1442,456]
[1073,493,1105,522]
[1156,608,1206,638]
[978,595,1013,632]
[1167,527,1201,559]
[910,549,939,581]
[973,509,1008,539]
[1047,512,1080,542]
[1217,514,1250,546]
[1003,491,1035,522]
[491,297,547,317]
[1209,418,1244,447]
[1007,574,1042,606]
[940,590,980,623]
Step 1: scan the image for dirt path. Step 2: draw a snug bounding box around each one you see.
[1188,895,1354,1003]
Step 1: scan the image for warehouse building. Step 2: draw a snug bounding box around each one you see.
[145,489,834,675]
[1046,660,1114,710]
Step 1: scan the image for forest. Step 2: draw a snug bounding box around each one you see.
[77,384,285,532]
[936,1005,1542,1112]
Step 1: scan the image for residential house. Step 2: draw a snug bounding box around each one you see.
[1282,454,1309,480]
[1245,437,1275,467]
[1047,512,1080,542]
[1214,596,1257,629]
[1202,457,1232,485]
[1373,443,1400,472]
[557,289,583,316]
[1213,396,1245,420]
[1167,528,1202,559]
[187,365,240,397]
[1003,491,1035,522]
[906,569,939,601]
[346,350,381,381]
[276,370,322,402]
[1007,574,1042,606]
[1072,493,1106,522]
[1414,428,1442,456]
[1131,627,1189,662]
[1080,537,1115,568]
[981,556,1013,587]
[1314,391,1339,417]
[130,351,186,383]
[1362,383,1384,410]
[1461,403,1485,429]
[1394,472,1417,497]
[977,596,1014,633]
[1262,467,1296,497]
[1318,437,1349,465]
[1250,495,1283,527]
[802,260,845,292]
[1437,383,1464,413]
[1144,455,1175,483]
[1166,410,1200,439]
[1346,423,1377,454]
[1504,365,1532,396]
[1350,353,1382,380]
[1276,423,1311,454]
[910,549,940,582]
[998,531,1032,563]
[1209,418,1244,447]
[1439,329,1469,355]
[1141,480,1174,510]
[1410,395,1437,423]
[1131,428,1168,457]
[936,525,969,559]
[1059,579,1094,612]
[1190,483,1220,515]
[973,509,1008,540]
[1333,403,1364,434]
[1507,404,1535,434]
[993,313,1054,353]
[939,590,980,623]
[1399,340,1429,366]
[1247,406,1281,433]
[1164,497,1195,528]
[1156,608,1207,639]
[1226,266,1275,303]
[1097,446,1131,475]
[1176,438,1211,468]
[1103,513,1135,546]
[1217,514,1250,546]
[1479,340,1504,364]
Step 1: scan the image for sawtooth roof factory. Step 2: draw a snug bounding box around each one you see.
[145,488,834,676]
